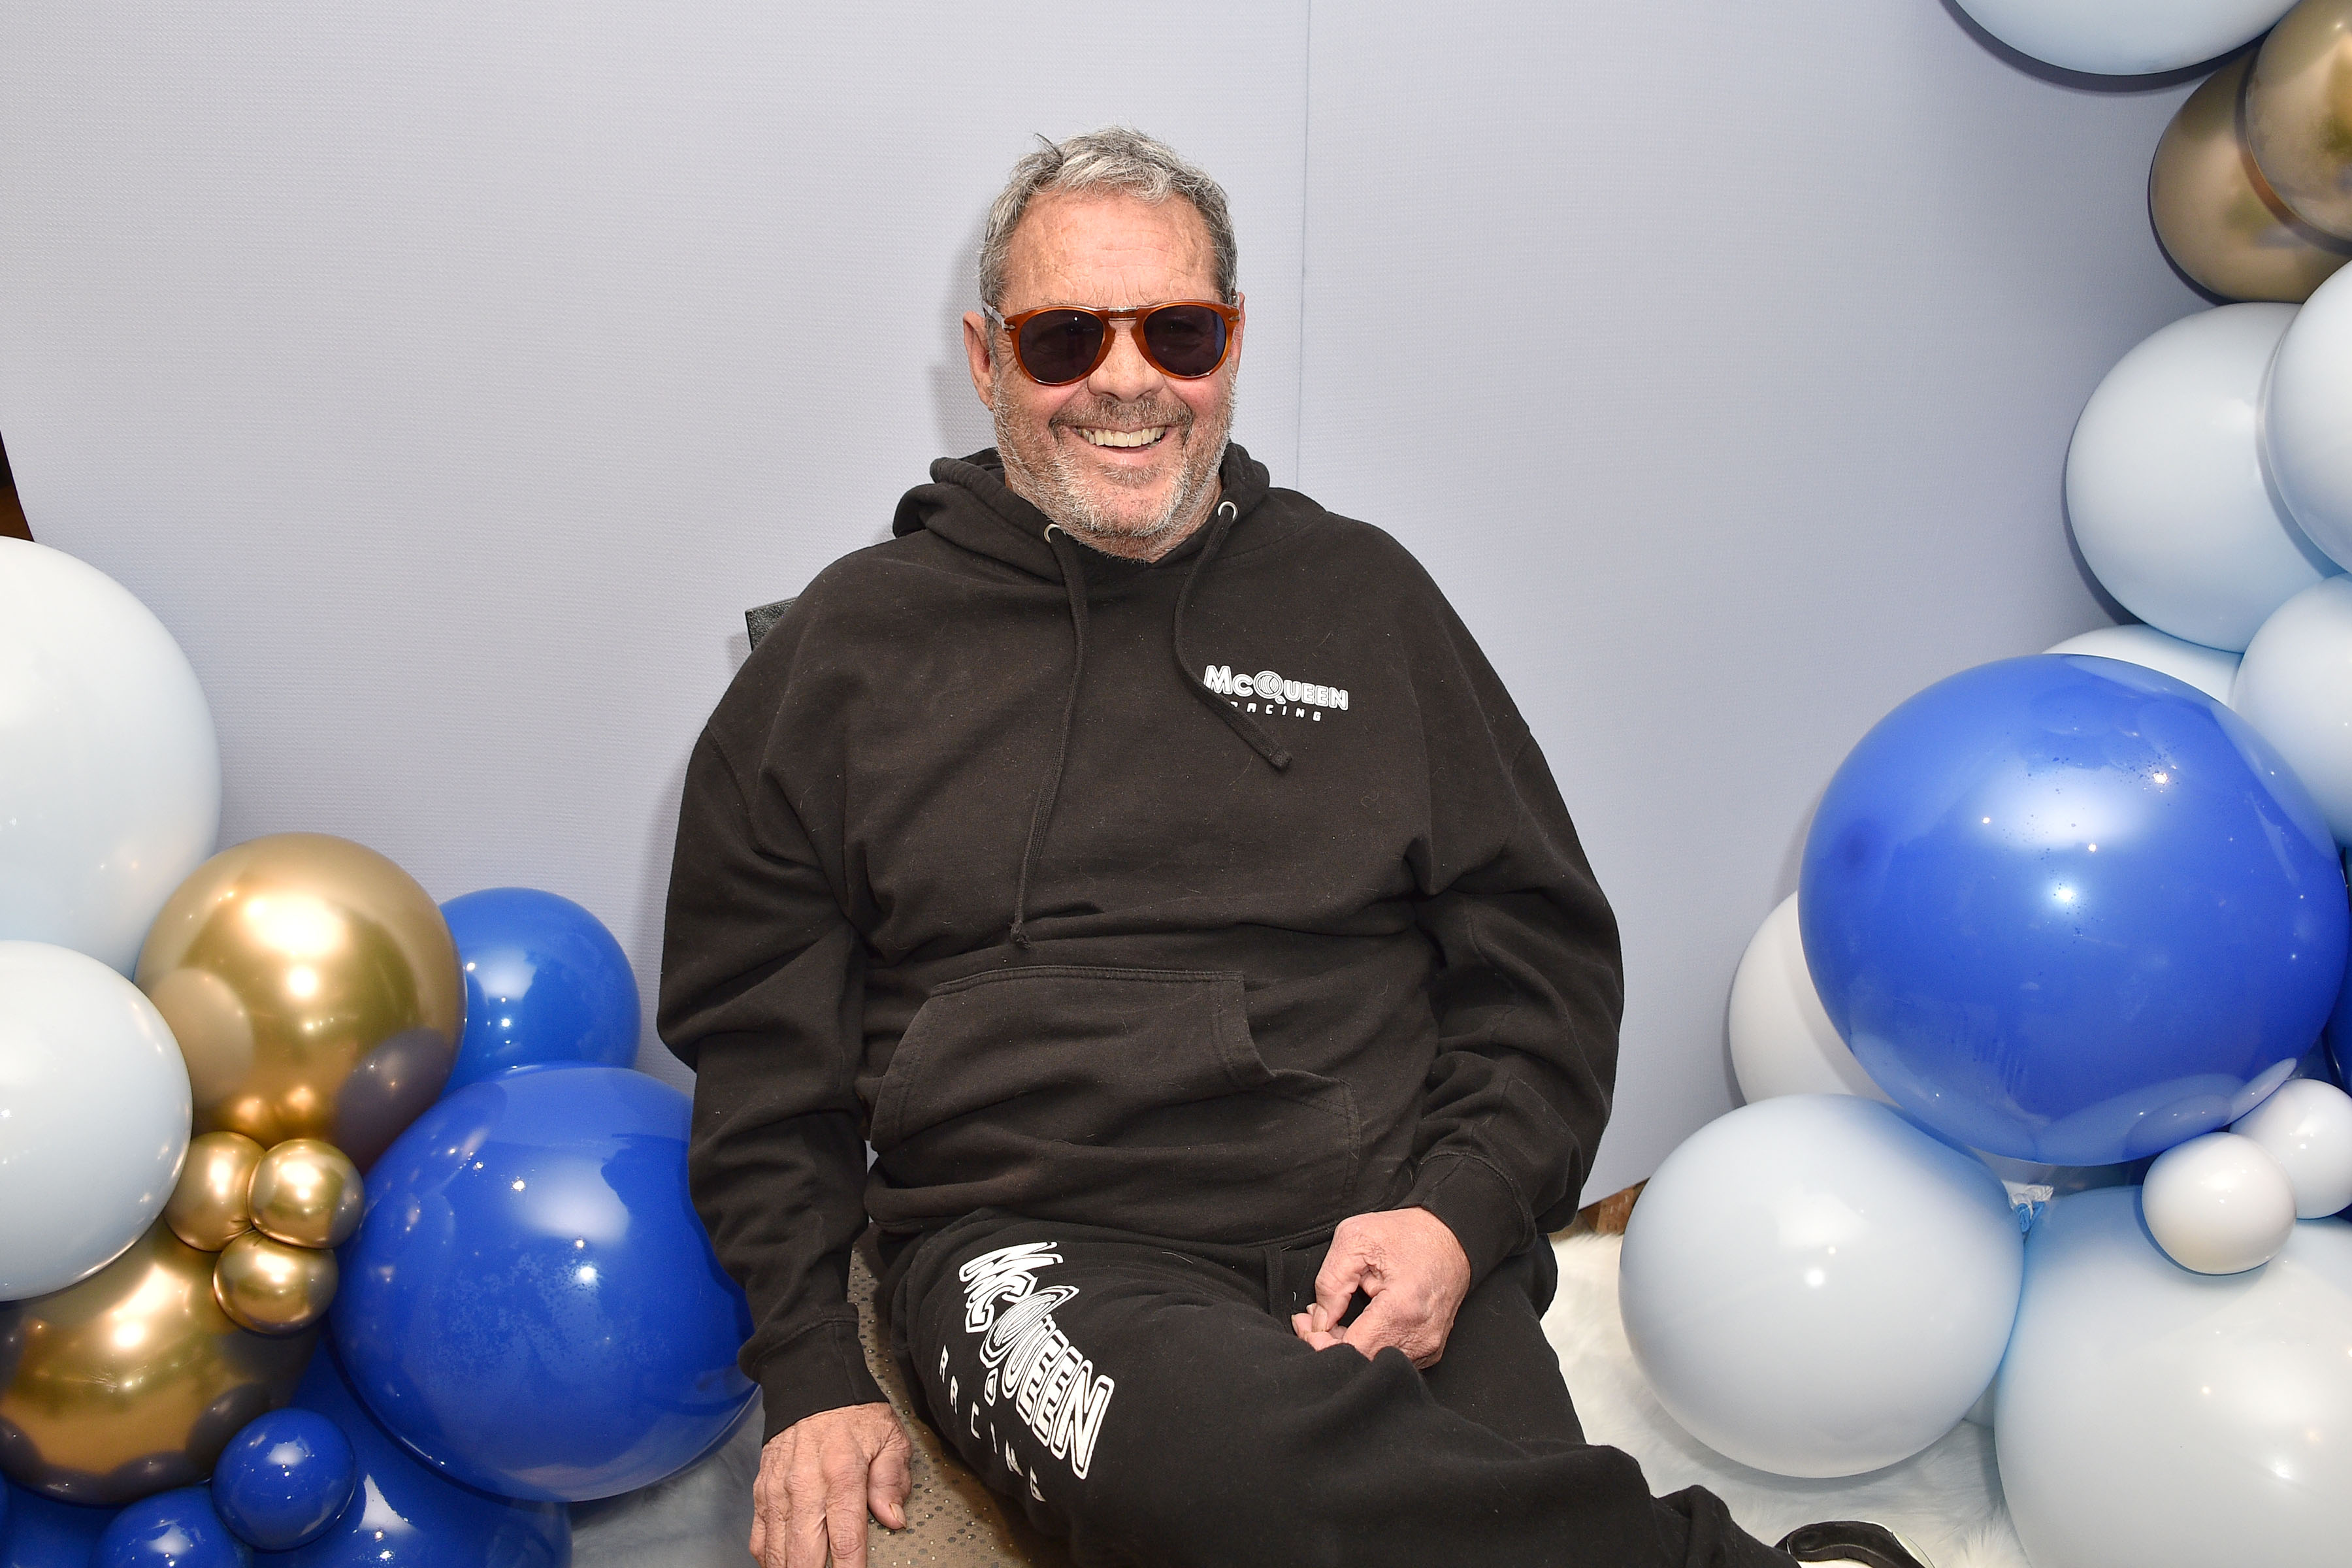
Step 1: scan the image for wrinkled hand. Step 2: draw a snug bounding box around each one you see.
[1290,1207,1471,1368]
[748,1402,912,1568]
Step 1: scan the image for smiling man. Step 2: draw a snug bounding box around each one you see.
[661,129,1929,1568]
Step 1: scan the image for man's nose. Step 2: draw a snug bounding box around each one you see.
[1084,319,1164,400]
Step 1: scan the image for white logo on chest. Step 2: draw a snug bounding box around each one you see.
[1199,664,1350,719]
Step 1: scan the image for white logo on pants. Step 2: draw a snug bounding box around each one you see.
[953,1243,1117,1480]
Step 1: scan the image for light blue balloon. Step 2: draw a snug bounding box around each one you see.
[1997,1188,2352,1564]
[1618,1094,2025,1478]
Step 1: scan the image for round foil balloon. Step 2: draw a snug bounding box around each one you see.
[2065,303,2335,649]
[2149,56,2352,302]
[135,834,461,1171]
[164,1133,265,1254]
[1953,0,2295,75]
[1801,655,2347,1165]
[1997,1188,2352,1565]
[333,1066,754,1501]
[0,540,220,977]
[263,1350,569,1568]
[0,1220,316,1506]
[2246,0,2352,241]
[1618,1096,2023,1478]
[2045,626,2240,704]
[0,941,193,1299]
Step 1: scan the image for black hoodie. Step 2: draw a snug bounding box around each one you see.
[659,444,1623,1438]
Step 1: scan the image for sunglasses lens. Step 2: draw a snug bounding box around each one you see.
[1142,305,1227,377]
[1016,310,1107,384]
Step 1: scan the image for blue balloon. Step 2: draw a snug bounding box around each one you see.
[439,889,640,1094]
[210,1412,354,1552]
[94,1491,247,1568]
[331,1066,754,1501]
[250,1349,567,1568]
[1803,655,2349,1165]
[1,1487,112,1568]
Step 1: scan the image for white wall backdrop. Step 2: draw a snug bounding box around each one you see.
[0,2,2198,1198]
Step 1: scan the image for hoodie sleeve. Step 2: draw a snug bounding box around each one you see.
[1400,691,1624,1289]
[659,727,886,1441]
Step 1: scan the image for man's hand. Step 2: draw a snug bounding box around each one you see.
[1289,1207,1472,1368]
[747,1403,912,1568]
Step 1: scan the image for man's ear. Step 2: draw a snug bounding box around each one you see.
[962,312,998,410]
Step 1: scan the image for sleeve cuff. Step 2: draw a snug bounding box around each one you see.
[1405,1154,1533,1288]
[753,1316,890,1442]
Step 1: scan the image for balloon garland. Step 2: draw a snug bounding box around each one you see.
[1689,7,2352,1561]
[0,536,750,1560]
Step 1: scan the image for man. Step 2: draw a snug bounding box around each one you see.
[661,128,1931,1568]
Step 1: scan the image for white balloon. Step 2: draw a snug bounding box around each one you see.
[1618,1095,2024,1478]
[2232,1077,2352,1218]
[2142,1132,2297,1273]
[1727,894,1891,1105]
[1998,1189,2352,1567]
[2264,261,2352,571]
[2044,627,2241,704]
[0,939,192,1298]
[0,540,220,975]
[2230,576,2352,844]
[1952,0,2294,74]
[2065,305,2333,651]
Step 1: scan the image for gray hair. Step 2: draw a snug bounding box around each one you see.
[977,127,1238,310]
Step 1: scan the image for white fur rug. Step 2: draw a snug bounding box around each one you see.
[574,1233,2029,1567]
[1544,1232,2027,1568]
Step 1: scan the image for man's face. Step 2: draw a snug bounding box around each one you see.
[963,190,1243,559]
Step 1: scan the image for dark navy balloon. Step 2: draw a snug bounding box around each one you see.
[210,1412,354,1552]
[440,889,640,1095]
[331,1066,754,1501]
[0,1485,110,1568]
[249,1349,567,1568]
[93,1491,247,1568]
[1801,655,2349,1165]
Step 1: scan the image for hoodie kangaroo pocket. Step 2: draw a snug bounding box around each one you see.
[868,966,1360,1241]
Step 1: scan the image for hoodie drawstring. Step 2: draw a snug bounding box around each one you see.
[1011,498,1286,950]
[1011,525,1093,949]
[1174,500,1292,771]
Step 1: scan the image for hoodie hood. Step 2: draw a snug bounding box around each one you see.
[890,442,1274,578]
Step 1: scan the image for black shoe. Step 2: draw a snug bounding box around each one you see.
[1775,1521,1933,1568]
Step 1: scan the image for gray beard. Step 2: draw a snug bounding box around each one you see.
[994,375,1236,554]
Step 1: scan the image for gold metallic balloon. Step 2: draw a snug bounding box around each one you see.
[0,1220,316,1505]
[2151,54,2352,302]
[163,1130,265,1252]
[2246,0,2352,241]
[212,1231,338,1337]
[135,832,463,1171]
[248,1137,364,1250]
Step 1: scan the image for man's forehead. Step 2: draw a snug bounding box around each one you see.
[1000,189,1218,306]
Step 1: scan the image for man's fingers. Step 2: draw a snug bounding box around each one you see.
[1313,1233,1374,1326]
[1342,1289,1442,1367]
[868,1435,913,1531]
[826,1486,870,1568]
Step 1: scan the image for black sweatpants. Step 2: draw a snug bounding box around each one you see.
[881,1212,1794,1568]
